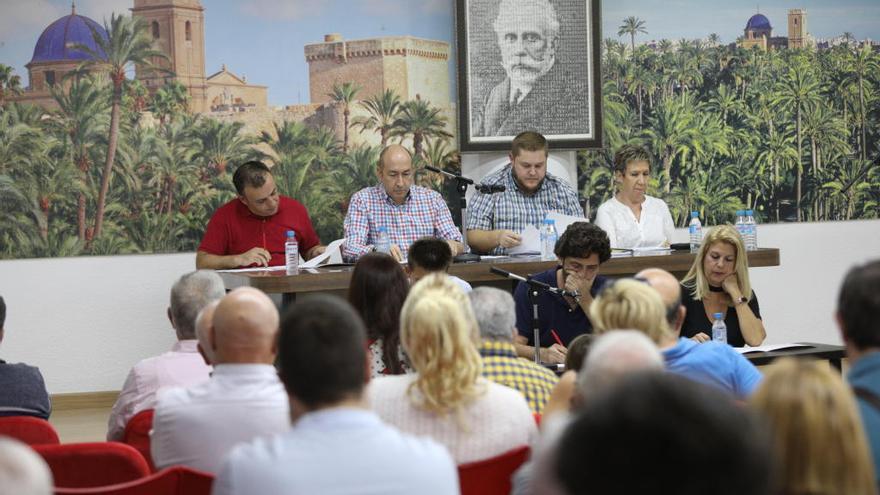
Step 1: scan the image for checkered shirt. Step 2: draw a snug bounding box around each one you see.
[467,165,581,255]
[479,340,559,414]
[343,184,462,260]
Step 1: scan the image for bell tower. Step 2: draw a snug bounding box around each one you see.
[788,9,807,49]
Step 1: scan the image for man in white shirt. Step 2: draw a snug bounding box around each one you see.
[151,287,289,473]
[106,271,224,441]
[213,295,459,495]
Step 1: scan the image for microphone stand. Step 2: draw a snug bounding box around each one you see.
[425,165,481,263]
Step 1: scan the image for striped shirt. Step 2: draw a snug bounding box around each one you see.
[479,340,558,414]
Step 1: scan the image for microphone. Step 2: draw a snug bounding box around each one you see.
[424,165,474,184]
[475,183,506,194]
[490,267,578,298]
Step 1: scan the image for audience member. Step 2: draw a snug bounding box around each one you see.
[751,358,877,495]
[348,252,412,376]
[107,271,223,441]
[469,287,558,414]
[0,295,50,420]
[408,237,472,292]
[151,287,289,473]
[195,300,219,365]
[540,334,594,421]
[369,273,537,463]
[213,295,458,495]
[563,334,594,373]
[0,437,52,495]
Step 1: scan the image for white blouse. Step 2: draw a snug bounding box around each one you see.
[594,195,674,249]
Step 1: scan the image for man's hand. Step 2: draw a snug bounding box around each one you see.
[306,245,327,260]
[691,333,711,343]
[389,244,404,262]
[446,239,463,256]
[497,230,522,249]
[234,247,271,267]
[563,272,595,300]
[539,343,568,364]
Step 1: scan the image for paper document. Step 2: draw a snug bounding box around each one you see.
[508,225,541,255]
[734,343,812,354]
[217,266,286,273]
[631,246,672,256]
[546,211,587,235]
[301,238,345,268]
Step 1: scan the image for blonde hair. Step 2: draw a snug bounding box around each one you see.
[589,279,672,344]
[400,273,485,416]
[681,224,752,302]
[750,359,877,495]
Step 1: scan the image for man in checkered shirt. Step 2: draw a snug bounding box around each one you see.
[466,131,582,255]
[342,145,463,262]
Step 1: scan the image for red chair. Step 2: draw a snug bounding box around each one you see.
[0,416,60,445]
[122,410,155,472]
[33,442,150,488]
[53,466,213,495]
[458,445,531,495]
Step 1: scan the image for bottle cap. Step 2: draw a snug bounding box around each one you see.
[543,218,555,224]
[746,209,754,215]
[736,210,744,216]
[378,226,387,233]
[691,211,698,218]
[286,230,295,237]
[713,312,723,319]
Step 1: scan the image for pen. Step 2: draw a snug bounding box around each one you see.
[550,329,564,347]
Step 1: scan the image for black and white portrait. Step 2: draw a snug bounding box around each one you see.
[456,0,602,151]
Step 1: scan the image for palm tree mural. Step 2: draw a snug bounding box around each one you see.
[0,64,24,105]
[618,16,647,53]
[389,98,452,161]
[328,82,360,153]
[352,89,401,147]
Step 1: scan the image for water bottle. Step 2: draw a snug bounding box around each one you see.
[745,209,758,251]
[712,312,727,344]
[375,226,391,254]
[540,218,559,261]
[688,211,702,253]
[734,210,746,240]
[285,230,299,274]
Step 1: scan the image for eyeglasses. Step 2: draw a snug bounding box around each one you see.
[561,260,599,274]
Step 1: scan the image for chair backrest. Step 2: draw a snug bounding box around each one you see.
[458,445,531,495]
[121,409,155,472]
[0,416,60,445]
[53,466,214,495]
[33,442,150,488]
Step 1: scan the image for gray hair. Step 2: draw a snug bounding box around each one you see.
[493,0,561,41]
[468,287,516,341]
[0,437,52,495]
[170,270,226,340]
[577,330,664,401]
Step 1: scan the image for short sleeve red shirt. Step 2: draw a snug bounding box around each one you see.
[198,196,320,268]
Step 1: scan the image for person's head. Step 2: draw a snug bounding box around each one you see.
[233,161,280,217]
[0,437,53,495]
[348,252,410,374]
[555,222,611,286]
[400,273,483,415]
[211,287,279,365]
[468,287,517,343]
[613,144,653,205]
[575,330,663,406]
[836,259,880,356]
[558,372,772,495]
[682,224,752,301]
[494,0,559,86]
[563,333,595,372]
[279,295,368,415]
[195,300,219,365]
[509,131,549,194]
[636,268,685,335]
[168,270,225,341]
[377,144,414,204]
[750,358,876,495]
[590,279,673,345]
[407,237,453,283]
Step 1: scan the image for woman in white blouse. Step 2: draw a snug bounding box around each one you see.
[594,145,674,249]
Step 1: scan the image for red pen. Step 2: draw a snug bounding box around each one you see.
[550,329,564,347]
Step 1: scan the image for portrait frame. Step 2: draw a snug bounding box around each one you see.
[455,0,603,152]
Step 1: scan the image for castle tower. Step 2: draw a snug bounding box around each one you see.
[131,0,207,113]
[788,9,807,49]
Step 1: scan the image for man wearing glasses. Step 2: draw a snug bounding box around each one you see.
[513,222,611,364]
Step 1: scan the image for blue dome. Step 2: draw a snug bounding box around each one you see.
[29,11,107,64]
[745,14,772,31]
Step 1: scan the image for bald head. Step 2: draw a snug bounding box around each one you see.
[377,144,414,204]
[211,287,279,364]
[637,268,685,334]
[195,300,219,365]
[0,437,52,495]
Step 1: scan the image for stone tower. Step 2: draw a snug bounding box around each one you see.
[131,0,207,113]
[788,9,807,49]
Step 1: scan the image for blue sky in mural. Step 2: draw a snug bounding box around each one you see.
[1,0,878,106]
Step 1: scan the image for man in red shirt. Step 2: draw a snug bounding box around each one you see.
[196,161,325,269]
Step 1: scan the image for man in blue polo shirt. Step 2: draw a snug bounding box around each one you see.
[513,222,610,364]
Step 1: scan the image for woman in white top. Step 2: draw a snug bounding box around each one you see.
[594,144,674,249]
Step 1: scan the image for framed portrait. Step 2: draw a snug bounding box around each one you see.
[455,0,602,152]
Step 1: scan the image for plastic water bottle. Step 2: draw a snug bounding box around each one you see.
[712,313,727,344]
[284,230,299,274]
[745,209,758,251]
[734,210,746,240]
[540,218,559,261]
[688,211,702,253]
[375,226,391,254]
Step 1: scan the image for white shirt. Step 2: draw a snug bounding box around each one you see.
[594,195,674,249]
[107,340,211,441]
[213,408,460,495]
[150,364,289,473]
[368,375,537,464]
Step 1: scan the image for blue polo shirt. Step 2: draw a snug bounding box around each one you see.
[662,337,763,398]
[849,351,880,484]
[514,268,607,347]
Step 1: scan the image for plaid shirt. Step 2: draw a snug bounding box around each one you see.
[467,165,581,254]
[479,340,558,414]
[343,184,462,260]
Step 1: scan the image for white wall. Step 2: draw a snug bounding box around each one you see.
[0,220,878,394]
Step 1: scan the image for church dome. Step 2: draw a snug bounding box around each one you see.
[29,7,107,65]
[745,14,772,31]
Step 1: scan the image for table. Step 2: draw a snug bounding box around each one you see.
[743,342,846,372]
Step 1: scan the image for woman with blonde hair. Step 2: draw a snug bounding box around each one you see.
[751,358,877,495]
[590,278,673,344]
[368,273,537,463]
[680,224,766,347]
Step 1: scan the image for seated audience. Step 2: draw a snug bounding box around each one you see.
[213,295,458,495]
[0,295,50,420]
[540,334,595,421]
[369,274,537,463]
[468,287,558,414]
[151,287,289,473]
[0,437,52,495]
[407,237,472,292]
[348,252,412,376]
[751,358,877,495]
[107,271,223,441]
[837,258,880,484]
[680,224,766,346]
[194,300,219,365]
